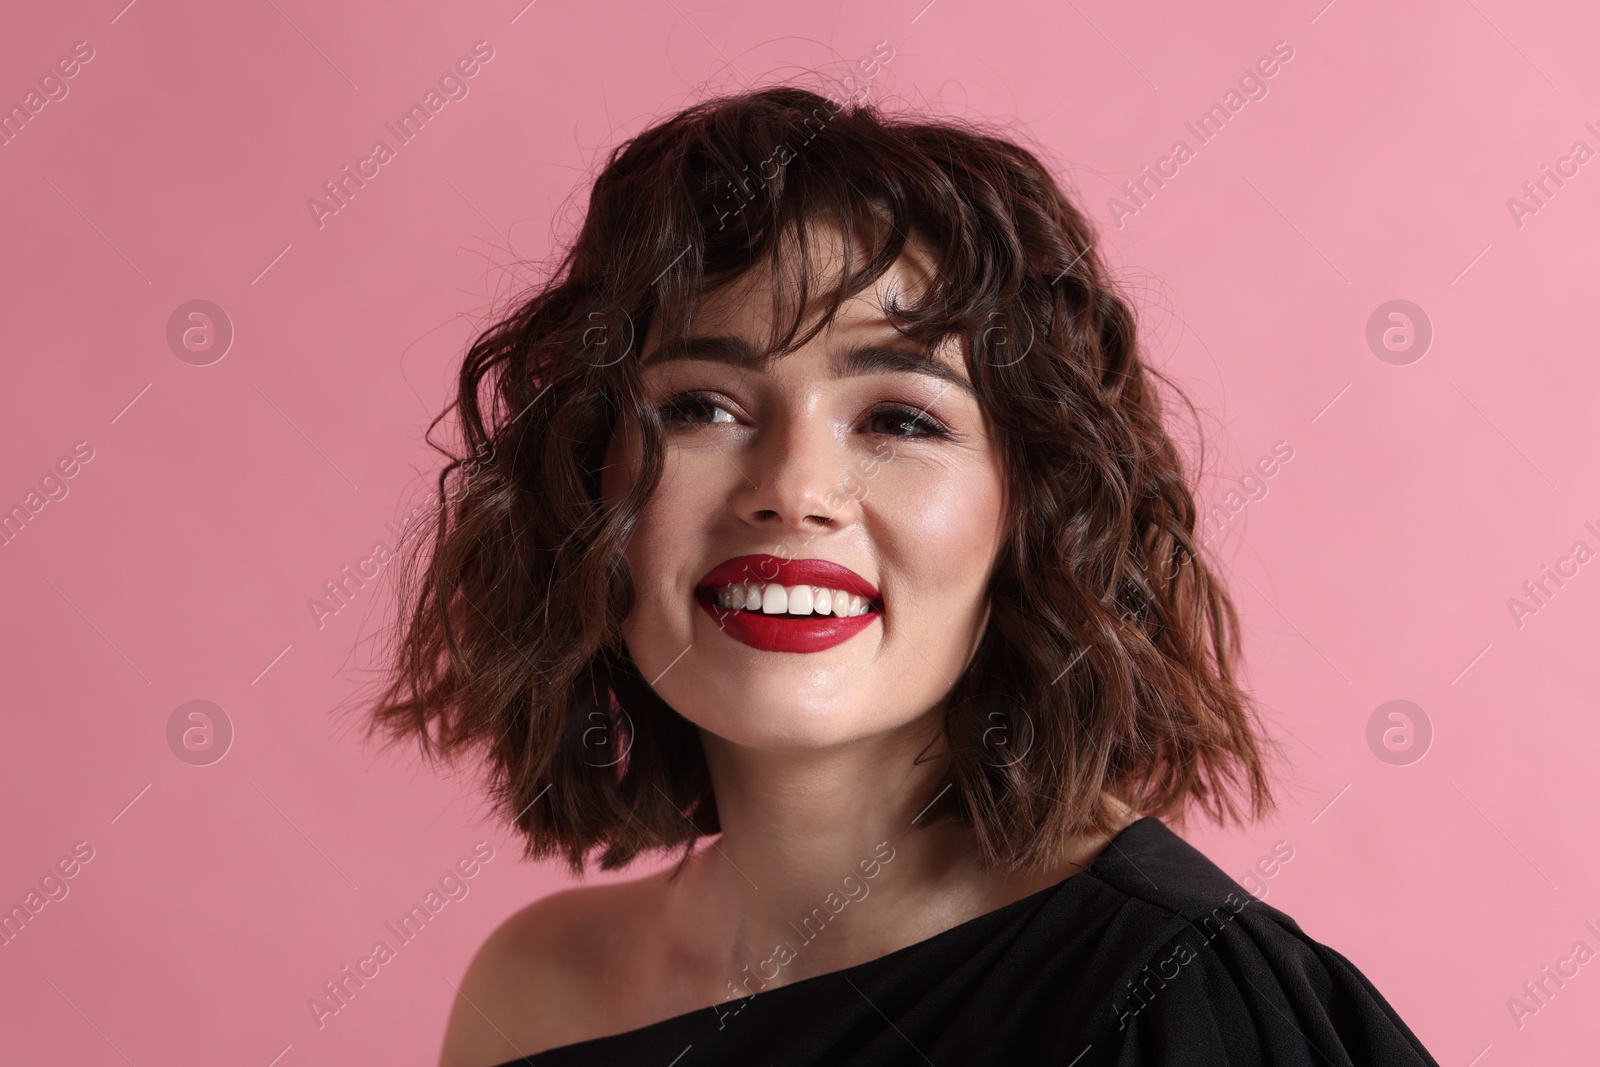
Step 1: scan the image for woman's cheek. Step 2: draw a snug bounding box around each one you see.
[878,456,1003,628]
[629,447,717,617]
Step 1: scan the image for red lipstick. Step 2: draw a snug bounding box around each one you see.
[695,554,881,654]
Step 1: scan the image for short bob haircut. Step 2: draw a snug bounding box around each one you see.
[366,84,1276,875]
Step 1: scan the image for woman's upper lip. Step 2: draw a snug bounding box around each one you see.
[696,553,880,602]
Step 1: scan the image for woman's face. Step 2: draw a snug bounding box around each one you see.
[601,239,1007,752]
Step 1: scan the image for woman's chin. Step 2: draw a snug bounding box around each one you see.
[686,698,907,754]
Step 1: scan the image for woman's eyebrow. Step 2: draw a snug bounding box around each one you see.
[646,334,975,397]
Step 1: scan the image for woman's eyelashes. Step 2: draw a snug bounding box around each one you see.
[658,391,736,426]
[862,404,951,439]
[656,391,952,439]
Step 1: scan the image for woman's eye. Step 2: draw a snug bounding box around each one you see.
[865,405,950,438]
[659,393,736,426]
[657,395,946,437]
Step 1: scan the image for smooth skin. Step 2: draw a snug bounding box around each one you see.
[439,231,1138,1066]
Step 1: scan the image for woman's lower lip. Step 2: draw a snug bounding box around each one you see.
[694,595,878,653]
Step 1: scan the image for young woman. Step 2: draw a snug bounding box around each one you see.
[367,85,1441,1066]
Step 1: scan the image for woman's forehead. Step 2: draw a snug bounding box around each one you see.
[647,236,943,353]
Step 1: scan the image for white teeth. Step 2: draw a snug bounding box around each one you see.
[710,582,874,617]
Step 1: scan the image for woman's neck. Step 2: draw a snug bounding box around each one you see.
[656,722,1126,1003]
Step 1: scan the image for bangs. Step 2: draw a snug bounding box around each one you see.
[691,213,936,362]
[594,86,1034,365]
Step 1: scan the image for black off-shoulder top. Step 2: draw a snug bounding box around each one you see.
[493,816,1440,1066]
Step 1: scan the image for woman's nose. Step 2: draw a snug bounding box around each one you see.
[731,408,856,535]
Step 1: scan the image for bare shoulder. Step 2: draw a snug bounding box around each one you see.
[438,872,666,1067]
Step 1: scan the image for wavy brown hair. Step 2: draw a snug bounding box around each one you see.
[365,84,1277,875]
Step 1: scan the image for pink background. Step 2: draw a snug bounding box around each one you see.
[2,0,1596,1062]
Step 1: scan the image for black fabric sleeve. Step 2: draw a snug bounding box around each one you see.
[1104,898,1441,1066]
